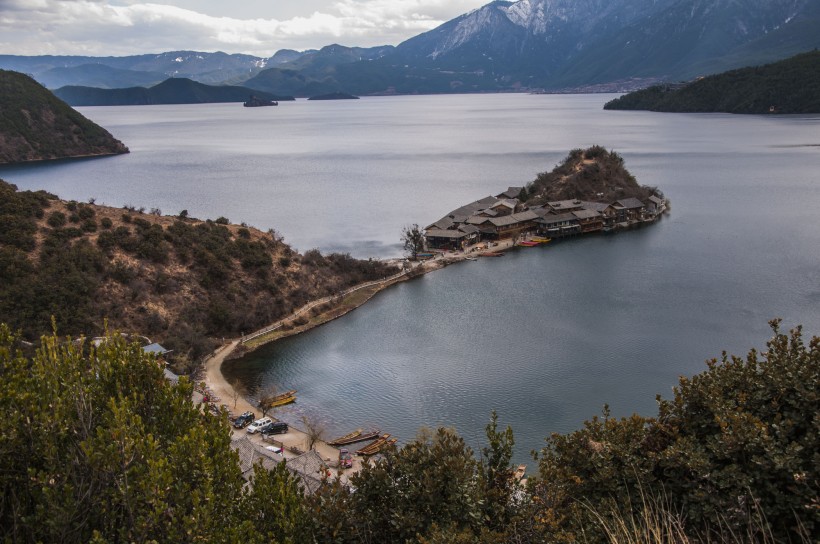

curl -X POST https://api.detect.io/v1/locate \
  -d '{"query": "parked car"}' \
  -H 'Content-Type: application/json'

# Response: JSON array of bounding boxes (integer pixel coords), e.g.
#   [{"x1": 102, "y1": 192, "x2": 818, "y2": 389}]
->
[
  {"x1": 246, "y1": 417, "x2": 273, "y2": 434},
  {"x1": 261, "y1": 421, "x2": 289, "y2": 436},
  {"x1": 339, "y1": 448, "x2": 353, "y2": 469},
  {"x1": 233, "y1": 411, "x2": 254, "y2": 429}
]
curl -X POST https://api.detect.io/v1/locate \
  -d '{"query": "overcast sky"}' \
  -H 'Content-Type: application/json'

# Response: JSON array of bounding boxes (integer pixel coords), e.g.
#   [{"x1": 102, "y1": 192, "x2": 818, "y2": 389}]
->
[{"x1": 0, "y1": 0, "x2": 489, "y2": 57}]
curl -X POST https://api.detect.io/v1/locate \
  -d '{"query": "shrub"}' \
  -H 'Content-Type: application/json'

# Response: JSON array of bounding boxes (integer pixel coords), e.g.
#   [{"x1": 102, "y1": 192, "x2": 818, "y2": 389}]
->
[
  {"x1": 47, "y1": 211, "x2": 66, "y2": 228},
  {"x1": 77, "y1": 206, "x2": 95, "y2": 220},
  {"x1": 100, "y1": 217, "x2": 112, "y2": 229},
  {"x1": 215, "y1": 216, "x2": 230, "y2": 225},
  {"x1": 81, "y1": 219, "x2": 97, "y2": 233}
]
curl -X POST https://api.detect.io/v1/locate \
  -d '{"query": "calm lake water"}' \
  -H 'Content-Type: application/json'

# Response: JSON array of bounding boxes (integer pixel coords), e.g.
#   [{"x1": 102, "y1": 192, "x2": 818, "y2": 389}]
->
[{"x1": 3, "y1": 95, "x2": 820, "y2": 463}]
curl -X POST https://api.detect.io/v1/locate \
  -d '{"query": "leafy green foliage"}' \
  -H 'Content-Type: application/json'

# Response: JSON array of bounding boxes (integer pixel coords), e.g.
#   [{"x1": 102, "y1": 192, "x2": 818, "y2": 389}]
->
[
  {"x1": 402, "y1": 223, "x2": 425, "y2": 259},
  {"x1": 0, "y1": 321, "x2": 816, "y2": 542},
  {"x1": 532, "y1": 320, "x2": 819, "y2": 542},
  {"x1": 604, "y1": 50, "x2": 820, "y2": 114},
  {"x1": 0, "y1": 326, "x2": 248, "y2": 543}
]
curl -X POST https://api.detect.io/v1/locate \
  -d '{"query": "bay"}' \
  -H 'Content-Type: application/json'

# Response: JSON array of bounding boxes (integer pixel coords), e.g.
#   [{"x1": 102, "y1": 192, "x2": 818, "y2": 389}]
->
[{"x1": 3, "y1": 94, "x2": 820, "y2": 463}]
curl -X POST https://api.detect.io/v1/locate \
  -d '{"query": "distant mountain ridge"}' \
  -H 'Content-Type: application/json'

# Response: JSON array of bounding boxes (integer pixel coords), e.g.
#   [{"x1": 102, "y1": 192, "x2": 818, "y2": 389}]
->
[
  {"x1": 53, "y1": 78, "x2": 291, "y2": 107},
  {"x1": 0, "y1": 70, "x2": 128, "y2": 164},
  {"x1": 1, "y1": 0, "x2": 819, "y2": 95}
]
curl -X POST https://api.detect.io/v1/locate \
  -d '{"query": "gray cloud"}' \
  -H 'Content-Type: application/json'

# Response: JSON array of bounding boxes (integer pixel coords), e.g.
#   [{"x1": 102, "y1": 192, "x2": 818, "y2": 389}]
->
[{"x1": 0, "y1": 0, "x2": 486, "y2": 56}]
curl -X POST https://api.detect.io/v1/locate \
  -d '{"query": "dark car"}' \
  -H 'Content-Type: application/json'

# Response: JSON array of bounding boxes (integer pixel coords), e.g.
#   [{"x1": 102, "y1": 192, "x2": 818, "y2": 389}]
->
[
  {"x1": 233, "y1": 411, "x2": 255, "y2": 429},
  {"x1": 260, "y1": 421, "x2": 289, "y2": 436}
]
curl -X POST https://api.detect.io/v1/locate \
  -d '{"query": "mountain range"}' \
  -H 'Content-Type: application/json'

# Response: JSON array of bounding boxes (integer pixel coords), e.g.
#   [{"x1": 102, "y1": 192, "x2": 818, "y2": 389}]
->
[
  {"x1": 53, "y1": 78, "x2": 290, "y2": 107},
  {"x1": 1, "y1": 0, "x2": 818, "y2": 97}
]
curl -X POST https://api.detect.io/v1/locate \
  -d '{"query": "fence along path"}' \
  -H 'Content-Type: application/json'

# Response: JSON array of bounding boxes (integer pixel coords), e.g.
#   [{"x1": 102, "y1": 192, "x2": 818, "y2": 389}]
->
[{"x1": 240, "y1": 268, "x2": 409, "y2": 345}]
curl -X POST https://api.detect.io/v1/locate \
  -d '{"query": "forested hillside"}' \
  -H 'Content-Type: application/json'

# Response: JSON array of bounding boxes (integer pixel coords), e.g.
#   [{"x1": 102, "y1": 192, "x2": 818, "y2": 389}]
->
[
  {"x1": 604, "y1": 50, "x2": 820, "y2": 114},
  {"x1": 520, "y1": 146, "x2": 659, "y2": 205},
  {"x1": 1, "y1": 321, "x2": 815, "y2": 542},
  {"x1": 0, "y1": 180, "x2": 398, "y2": 368},
  {"x1": 0, "y1": 69, "x2": 128, "y2": 163}
]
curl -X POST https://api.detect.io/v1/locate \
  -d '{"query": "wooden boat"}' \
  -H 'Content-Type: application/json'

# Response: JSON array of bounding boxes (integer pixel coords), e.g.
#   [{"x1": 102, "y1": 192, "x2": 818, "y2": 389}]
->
[
  {"x1": 358, "y1": 436, "x2": 395, "y2": 456},
  {"x1": 513, "y1": 464, "x2": 527, "y2": 481},
  {"x1": 356, "y1": 433, "x2": 391, "y2": 456},
  {"x1": 265, "y1": 389, "x2": 297, "y2": 408},
  {"x1": 268, "y1": 394, "x2": 296, "y2": 407},
  {"x1": 517, "y1": 240, "x2": 539, "y2": 247},
  {"x1": 328, "y1": 428, "x2": 362, "y2": 445},
  {"x1": 479, "y1": 251, "x2": 505, "y2": 257},
  {"x1": 329, "y1": 429, "x2": 381, "y2": 446},
  {"x1": 270, "y1": 389, "x2": 297, "y2": 402},
  {"x1": 465, "y1": 256, "x2": 478, "y2": 261},
  {"x1": 531, "y1": 237, "x2": 552, "y2": 243}
]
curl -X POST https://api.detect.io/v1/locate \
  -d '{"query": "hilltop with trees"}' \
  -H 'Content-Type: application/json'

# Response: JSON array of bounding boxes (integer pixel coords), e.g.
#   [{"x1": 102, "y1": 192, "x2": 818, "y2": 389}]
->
[
  {"x1": 0, "y1": 180, "x2": 398, "y2": 371},
  {"x1": 1, "y1": 320, "x2": 816, "y2": 542},
  {"x1": 0, "y1": 69, "x2": 128, "y2": 164},
  {"x1": 520, "y1": 146, "x2": 660, "y2": 206},
  {"x1": 604, "y1": 50, "x2": 820, "y2": 114}
]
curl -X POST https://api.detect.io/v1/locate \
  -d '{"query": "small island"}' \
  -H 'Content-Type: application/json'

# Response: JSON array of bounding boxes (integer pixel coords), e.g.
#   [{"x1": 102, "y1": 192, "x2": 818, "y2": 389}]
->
[
  {"x1": 243, "y1": 94, "x2": 278, "y2": 107},
  {"x1": 308, "y1": 92, "x2": 360, "y2": 100},
  {"x1": 603, "y1": 50, "x2": 820, "y2": 114}
]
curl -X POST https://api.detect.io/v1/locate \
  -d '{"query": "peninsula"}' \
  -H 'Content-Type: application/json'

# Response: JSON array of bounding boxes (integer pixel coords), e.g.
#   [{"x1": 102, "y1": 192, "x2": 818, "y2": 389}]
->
[
  {"x1": 0, "y1": 69, "x2": 128, "y2": 163},
  {"x1": 423, "y1": 146, "x2": 666, "y2": 251}
]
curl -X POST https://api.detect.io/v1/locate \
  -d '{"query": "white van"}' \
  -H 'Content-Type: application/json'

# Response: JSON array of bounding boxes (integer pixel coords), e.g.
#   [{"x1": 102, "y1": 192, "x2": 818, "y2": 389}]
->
[{"x1": 246, "y1": 417, "x2": 273, "y2": 434}]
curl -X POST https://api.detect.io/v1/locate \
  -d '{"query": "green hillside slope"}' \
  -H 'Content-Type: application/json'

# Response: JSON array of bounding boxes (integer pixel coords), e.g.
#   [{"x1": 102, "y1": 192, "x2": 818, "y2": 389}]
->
[
  {"x1": 604, "y1": 50, "x2": 820, "y2": 114},
  {"x1": 0, "y1": 69, "x2": 128, "y2": 163}
]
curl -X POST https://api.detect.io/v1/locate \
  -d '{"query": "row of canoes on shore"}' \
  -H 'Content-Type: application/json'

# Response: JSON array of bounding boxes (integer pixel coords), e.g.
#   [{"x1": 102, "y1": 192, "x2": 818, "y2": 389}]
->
[{"x1": 328, "y1": 428, "x2": 397, "y2": 456}]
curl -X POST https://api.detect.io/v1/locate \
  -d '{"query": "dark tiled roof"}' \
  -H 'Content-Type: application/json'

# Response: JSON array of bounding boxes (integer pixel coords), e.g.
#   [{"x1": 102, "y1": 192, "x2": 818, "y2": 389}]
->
[
  {"x1": 425, "y1": 229, "x2": 467, "y2": 239},
  {"x1": 491, "y1": 198, "x2": 519, "y2": 210},
  {"x1": 537, "y1": 212, "x2": 578, "y2": 225},
  {"x1": 497, "y1": 187, "x2": 523, "y2": 199},
  {"x1": 582, "y1": 201, "x2": 610, "y2": 213},
  {"x1": 466, "y1": 215, "x2": 493, "y2": 225},
  {"x1": 232, "y1": 436, "x2": 281, "y2": 477},
  {"x1": 425, "y1": 217, "x2": 454, "y2": 230},
  {"x1": 548, "y1": 199, "x2": 583, "y2": 210},
  {"x1": 490, "y1": 210, "x2": 539, "y2": 227},
  {"x1": 573, "y1": 209, "x2": 601, "y2": 220},
  {"x1": 616, "y1": 198, "x2": 645, "y2": 209},
  {"x1": 648, "y1": 195, "x2": 663, "y2": 205},
  {"x1": 286, "y1": 450, "x2": 326, "y2": 495}
]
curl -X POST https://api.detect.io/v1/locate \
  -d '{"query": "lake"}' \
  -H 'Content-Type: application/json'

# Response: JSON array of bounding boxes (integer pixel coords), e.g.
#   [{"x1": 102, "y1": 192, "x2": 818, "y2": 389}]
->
[{"x1": 3, "y1": 94, "x2": 819, "y2": 463}]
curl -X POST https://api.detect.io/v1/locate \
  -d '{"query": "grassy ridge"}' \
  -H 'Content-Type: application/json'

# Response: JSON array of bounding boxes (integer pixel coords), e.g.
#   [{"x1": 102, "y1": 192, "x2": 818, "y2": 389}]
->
[{"x1": 0, "y1": 180, "x2": 398, "y2": 370}]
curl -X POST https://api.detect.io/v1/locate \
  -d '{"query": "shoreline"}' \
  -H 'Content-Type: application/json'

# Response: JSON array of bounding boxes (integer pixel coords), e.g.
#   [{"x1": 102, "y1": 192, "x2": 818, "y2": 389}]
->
[
  {"x1": 200, "y1": 243, "x2": 505, "y2": 473},
  {"x1": 200, "y1": 222, "x2": 660, "y2": 470}
]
